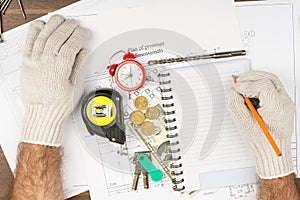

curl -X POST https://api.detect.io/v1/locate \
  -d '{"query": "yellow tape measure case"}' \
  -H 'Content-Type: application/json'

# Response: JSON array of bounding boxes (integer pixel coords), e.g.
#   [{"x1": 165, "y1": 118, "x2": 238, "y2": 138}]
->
[{"x1": 81, "y1": 89, "x2": 126, "y2": 144}]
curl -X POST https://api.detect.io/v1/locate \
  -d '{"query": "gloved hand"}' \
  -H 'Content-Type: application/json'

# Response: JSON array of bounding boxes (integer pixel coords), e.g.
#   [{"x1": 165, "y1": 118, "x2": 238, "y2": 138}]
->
[
  {"x1": 20, "y1": 15, "x2": 89, "y2": 146},
  {"x1": 227, "y1": 71, "x2": 295, "y2": 179}
]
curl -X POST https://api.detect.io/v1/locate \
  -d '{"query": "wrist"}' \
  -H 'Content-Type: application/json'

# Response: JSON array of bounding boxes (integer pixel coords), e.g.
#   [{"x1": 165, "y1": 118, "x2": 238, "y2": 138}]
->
[
  {"x1": 249, "y1": 138, "x2": 295, "y2": 179},
  {"x1": 21, "y1": 104, "x2": 71, "y2": 147}
]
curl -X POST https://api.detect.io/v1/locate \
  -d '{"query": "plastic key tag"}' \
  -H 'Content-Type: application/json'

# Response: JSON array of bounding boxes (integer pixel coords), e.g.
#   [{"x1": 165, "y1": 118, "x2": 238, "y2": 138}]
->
[{"x1": 137, "y1": 153, "x2": 163, "y2": 182}]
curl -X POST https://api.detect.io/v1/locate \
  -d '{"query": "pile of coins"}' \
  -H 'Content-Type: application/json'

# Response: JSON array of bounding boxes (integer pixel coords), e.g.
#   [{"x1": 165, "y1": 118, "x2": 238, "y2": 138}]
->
[{"x1": 130, "y1": 96, "x2": 160, "y2": 136}]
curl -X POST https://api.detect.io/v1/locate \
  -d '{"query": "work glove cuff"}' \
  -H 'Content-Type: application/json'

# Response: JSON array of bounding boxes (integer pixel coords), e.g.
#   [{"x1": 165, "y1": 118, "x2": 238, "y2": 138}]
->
[
  {"x1": 249, "y1": 138, "x2": 295, "y2": 179},
  {"x1": 21, "y1": 103, "x2": 71, "y2": 147}
]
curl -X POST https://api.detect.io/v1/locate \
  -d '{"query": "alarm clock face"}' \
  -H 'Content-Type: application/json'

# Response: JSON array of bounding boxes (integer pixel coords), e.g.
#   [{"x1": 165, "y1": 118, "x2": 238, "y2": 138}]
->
[{"x1": 115, "y1": 60, "x2": 146, "y2": 92}]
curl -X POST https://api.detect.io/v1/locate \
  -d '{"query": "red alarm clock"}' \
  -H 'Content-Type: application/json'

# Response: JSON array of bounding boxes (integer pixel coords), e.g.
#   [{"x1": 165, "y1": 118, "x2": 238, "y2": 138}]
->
[{"x1": 109, "y1": 53, "x2": 146, "y2": 92}]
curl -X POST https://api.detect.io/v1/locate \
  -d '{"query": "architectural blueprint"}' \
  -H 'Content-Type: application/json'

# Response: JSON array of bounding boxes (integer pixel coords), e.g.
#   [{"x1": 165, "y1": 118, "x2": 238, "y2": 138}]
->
[
  {"x1": 0, "y1": 0, "x2": 299, "y2": 200},
  {"x1": 236, "y1": 1, "x2": 298, "y2": 172},
  {"x1": 82, "y1": 1, "x2": 299, "y2": 199}
]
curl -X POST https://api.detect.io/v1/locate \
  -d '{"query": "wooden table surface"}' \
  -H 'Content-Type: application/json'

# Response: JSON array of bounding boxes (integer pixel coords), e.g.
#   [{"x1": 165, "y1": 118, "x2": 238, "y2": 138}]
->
[{"x1": 1, "y1": 0, "x2": 299, "y2": 200}]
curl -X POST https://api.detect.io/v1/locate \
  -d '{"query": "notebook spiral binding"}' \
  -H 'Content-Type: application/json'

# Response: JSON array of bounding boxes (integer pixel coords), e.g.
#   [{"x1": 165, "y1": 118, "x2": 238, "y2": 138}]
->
[{"x1": 158, "y1": 71, "x2": 185, "y2": 192}]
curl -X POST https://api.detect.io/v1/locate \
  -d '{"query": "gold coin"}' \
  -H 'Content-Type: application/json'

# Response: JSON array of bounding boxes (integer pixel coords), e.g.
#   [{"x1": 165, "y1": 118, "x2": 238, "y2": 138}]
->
[
  {"x1": 145, "y1": 107, "x2": 160, "y2": 120},
  {"x1": 140, "y1": 121, "x2": 155, "y2": 136},
  {"x1": 130, "y1": 110, "x2": 145, "y2": 125},
  {"x1": 134, "y1": 96, "x2": 148, "y2": 110}
]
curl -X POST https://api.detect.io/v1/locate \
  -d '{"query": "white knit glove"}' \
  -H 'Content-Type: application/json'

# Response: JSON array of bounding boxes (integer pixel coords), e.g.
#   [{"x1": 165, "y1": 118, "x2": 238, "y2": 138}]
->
[
  {"x1": 227, "y1": 71, "x2": 295, "y2": 179},
  {"x1": 20, "y1": 15, "x2": 89, "y2": 147}
]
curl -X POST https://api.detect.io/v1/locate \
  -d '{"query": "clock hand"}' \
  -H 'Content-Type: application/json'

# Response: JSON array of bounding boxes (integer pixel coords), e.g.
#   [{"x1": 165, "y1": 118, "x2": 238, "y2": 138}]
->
[
  {"x1": 129, "y1": 66, "x2": 134, "y2": 84},
  {"x1": 130, "y1": 75, "x2": 133, "y2": 84}
]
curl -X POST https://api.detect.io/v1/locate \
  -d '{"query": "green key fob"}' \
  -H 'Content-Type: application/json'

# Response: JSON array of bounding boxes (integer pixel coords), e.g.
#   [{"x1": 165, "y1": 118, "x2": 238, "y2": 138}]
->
[{"x1": 137, "y1": 153, "x2": 163, "y2": 182}]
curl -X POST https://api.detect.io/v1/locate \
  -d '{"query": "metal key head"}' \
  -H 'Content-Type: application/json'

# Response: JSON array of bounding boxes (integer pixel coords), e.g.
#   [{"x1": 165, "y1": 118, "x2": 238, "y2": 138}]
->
[
  {"x1": 146, "y1": 152, "x2": 151, "y2": 161},
  {"x1": 134, "y1": 158, "x2": 142, "y2": 175},
  {"x1": 139, "y1": 155, "x2": 149, "y2": 174},
  {"x1": 132, "y1": 153, "x2": 142, "y2": 191},
  {"x1": 137, "y1": 153, "x2": 150, "y2": 189},
  {"x1": 137, "y1": 152, "x2": 151, "y2": 173},
  {"x1": 133, "y1": 151, "x2": 151, "y2": 174},
  {"x1": 141, "y1": 165, "x2": 147, "y2": 174}
]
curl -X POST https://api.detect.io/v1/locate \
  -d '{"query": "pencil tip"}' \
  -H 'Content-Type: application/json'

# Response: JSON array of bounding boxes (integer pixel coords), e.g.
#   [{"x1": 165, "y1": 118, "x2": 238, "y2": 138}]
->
[{"x1": 232, "y1": 75, "x2": 238, "y2": 79}]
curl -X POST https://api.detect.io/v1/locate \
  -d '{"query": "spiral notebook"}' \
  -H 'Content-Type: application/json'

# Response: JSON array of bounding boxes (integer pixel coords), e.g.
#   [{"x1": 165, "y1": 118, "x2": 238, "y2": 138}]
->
[{"x1": 157, "y1": 58, "x2": 257, "y2": 192}]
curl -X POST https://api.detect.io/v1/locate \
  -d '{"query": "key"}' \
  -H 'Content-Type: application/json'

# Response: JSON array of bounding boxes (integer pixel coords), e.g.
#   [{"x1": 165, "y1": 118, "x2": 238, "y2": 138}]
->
[
  {"x1": 132, "y1": 159, "x2": 142, "y2": 190},
  {"x1": 142, "y1": 164, "x2": 149, "y2": 189},
  {"x1": 139, "y1": 153, "x2": 151, "y2": 189},
  {"x1": 137, "y1": 152, "x2": 163, "y2": 182}
]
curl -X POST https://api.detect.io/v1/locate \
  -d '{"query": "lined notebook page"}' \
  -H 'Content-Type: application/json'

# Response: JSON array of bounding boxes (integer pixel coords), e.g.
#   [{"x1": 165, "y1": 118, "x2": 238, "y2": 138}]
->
[{"x1": 163, "y1": 59, "x2": 256, "y2": 191}]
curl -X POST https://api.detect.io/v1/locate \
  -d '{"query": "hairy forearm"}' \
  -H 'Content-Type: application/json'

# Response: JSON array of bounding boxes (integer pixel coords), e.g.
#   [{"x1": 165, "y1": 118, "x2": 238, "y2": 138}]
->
[
  {"x1": 258, "y1": 173, "x2": 300, "y2": 200},
  {"x1": 11, "y1": 143, "x2": 64, "y2": 200}
]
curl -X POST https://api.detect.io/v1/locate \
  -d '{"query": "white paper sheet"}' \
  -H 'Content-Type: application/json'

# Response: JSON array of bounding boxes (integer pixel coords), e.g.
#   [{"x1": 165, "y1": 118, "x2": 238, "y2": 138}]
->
[
  {"x1": 0, "y1": 0, "x2": 153, "y2": 197},
  {"x1": 80, "y1": 1, "x2": 299, "y2": 199},
  {"x1": 0, "y1": 0, "x2": 169, "y2": 198},
  {"x1": 0, "y1": 0, "x2": 242, "y2": 180},
  {"x1": 2, "y1": 0, "x2": 299, "y2": 199},
  {"x1": 175, "y1": 0, "x2": 299, "y2": 197},
  {"x1": 236, "y1": 0, "x2": 298, "y2": 174},
  {"x1": 291, "y1": 0, "x2": 300, "y2": 177},
  {"x1": 197, "y1": 1, "x2": 299, "y2": 199},
  {"x1": 162, "y1": 60, "x2": 255, "y2": 192},
  {"x1": 68, "y1": 0, "x2": 246, "y2": 199},
  {"x1": 80, "y1": 0, "x2": 299, "y2": 199}
]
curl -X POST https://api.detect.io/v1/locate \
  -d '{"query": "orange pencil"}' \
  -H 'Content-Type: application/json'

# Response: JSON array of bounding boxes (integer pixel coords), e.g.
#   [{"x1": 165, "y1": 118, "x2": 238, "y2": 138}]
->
[{"x1": 233, "y1": 76, "x2": 282, "y2": 156}]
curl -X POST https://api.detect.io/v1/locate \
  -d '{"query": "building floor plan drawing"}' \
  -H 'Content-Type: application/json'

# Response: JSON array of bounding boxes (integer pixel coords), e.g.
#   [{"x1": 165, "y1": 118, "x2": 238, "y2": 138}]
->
[
  {"x1": 82, "y1": 1, "x2": 299, "y2": 199},
  {"x1": 0, "y1": 0, "x2": 299, "y2": 200},
  {"x1": 236, "y1": 1, "x2": 298, "y2": 174}
]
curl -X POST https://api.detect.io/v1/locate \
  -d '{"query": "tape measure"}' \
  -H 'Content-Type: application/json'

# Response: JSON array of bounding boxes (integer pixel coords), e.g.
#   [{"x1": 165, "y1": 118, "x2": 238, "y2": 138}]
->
[{"x1": 81, "y1": 88, "x2": 126, "y2": 144}]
